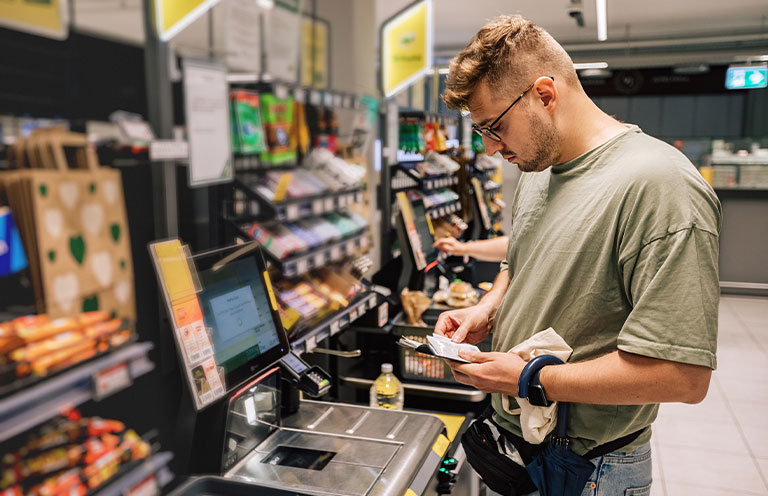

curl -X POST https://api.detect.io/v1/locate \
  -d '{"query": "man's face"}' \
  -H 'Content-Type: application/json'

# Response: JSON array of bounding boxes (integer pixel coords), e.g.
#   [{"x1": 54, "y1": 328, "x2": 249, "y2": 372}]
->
[{"x1": 467, "y1": 79, "x2": 560, "y2": 172}]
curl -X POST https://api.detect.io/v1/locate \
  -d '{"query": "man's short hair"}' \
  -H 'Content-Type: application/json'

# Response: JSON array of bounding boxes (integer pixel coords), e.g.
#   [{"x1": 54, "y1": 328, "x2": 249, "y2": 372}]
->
[{"x1": 442, "y1": 15, "x2": 580, "y2": 110}]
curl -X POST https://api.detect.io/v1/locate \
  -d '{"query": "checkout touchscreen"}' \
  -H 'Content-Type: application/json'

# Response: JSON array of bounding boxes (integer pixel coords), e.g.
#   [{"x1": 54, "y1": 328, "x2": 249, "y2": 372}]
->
[{"x1": 194, "y1": 246, "x2": 289, "y2": 392}]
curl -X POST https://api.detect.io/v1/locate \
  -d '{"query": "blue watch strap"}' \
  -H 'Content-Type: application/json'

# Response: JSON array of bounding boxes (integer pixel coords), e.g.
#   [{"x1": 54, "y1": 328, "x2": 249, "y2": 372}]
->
[{"x1": 517, "y1": 354, "x2": 564, "y2": 399}]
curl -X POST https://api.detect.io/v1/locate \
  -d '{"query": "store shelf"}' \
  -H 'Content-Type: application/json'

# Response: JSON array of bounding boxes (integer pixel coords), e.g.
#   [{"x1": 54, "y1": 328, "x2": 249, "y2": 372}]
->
[
  {"x1": 94, "y1": 451, "x2": 174, "y2": 496},
  {"x1": 292, "y1": 291, "x2": 381, "y2": 355},
  {"x1": 392, "y1": 165, "x2": 458, "y2": 193},
  {"x1": 426, "y1": 200, "x2": 461, "y2": 219},
  {"x1": 233, "y1": 179, "x2": 365, "y2": 222},
  {"x1": 0, "y1": 342, "x2": 154, "y2": 443},
  {"x1": 226, "y1": 76, "x2": 362, "y2": 110}
]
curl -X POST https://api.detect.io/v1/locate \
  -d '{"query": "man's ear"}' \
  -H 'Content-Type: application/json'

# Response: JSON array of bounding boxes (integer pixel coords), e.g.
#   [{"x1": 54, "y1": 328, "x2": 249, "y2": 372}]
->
[{"x1": 535, "y1": 77, "x2": 557, "y2": 112}]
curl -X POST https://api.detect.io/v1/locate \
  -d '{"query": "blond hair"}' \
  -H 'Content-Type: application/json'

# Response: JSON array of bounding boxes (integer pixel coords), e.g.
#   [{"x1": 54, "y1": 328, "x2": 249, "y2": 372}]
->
[{"x1": 443, "y1": 15, "x2": 579, "y2": 110}]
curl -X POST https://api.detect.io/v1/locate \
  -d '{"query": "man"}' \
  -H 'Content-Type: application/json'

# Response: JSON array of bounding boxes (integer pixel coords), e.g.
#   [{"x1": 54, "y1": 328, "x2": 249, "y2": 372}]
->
[{"x1": 436, "y1": 15, "x2": 720, "y2": 495}]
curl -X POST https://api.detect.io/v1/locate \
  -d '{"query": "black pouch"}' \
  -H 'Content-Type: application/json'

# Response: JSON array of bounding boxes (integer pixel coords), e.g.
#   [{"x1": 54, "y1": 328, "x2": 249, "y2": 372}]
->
[{"x1": 460, "y1": 415, "x2": 538, "y2": 496}]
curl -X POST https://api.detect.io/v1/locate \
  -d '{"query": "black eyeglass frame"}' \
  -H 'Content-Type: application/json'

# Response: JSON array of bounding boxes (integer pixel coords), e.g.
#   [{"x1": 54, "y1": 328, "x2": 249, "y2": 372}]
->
[{"x1": 470, "y1": 76, "x2": 554, "y2": 143}]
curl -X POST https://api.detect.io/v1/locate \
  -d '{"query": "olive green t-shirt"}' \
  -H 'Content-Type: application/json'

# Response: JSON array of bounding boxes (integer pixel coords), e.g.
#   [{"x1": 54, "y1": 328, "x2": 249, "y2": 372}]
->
[{"x1": 492, "y1": 125, "x2": 721, "y2": 455}]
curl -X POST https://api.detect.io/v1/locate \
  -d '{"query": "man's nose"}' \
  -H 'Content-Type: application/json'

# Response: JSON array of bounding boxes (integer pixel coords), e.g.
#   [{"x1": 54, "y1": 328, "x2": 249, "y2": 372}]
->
[{"x1": 482, "y1": 135, "x2": 504, "y2": 156}]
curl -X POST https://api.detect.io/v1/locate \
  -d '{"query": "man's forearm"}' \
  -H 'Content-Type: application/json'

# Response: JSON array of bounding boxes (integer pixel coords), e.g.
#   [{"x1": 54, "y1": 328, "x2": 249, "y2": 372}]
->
[{"x1": 538, "y1": 350, "x2": 712, "y2": 405}]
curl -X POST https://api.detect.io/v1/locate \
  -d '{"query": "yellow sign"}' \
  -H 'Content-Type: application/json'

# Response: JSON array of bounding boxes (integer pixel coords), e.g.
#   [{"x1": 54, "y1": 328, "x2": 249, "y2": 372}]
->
[
  {"x1": 381, "y1": 0, "x2": 432, "y2": 98},
  {"x1": 155, "y1": 0, "x2": 220, "y2": 41},
  {"x1": 151, "y1": 239, "x2": 197, "y2": 303},
  {"x1": 301, "y1": 17, "x2": 329, "y2": 88},
  {"x1": 0, "y1": 0, "x2": 68, "y2": 39}
]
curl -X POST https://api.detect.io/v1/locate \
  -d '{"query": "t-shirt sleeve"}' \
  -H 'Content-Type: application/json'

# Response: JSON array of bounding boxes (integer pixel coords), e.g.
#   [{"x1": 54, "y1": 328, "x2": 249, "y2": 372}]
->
[{"x1": 617, "y1": 227, "x2": 719, "y2": 369}]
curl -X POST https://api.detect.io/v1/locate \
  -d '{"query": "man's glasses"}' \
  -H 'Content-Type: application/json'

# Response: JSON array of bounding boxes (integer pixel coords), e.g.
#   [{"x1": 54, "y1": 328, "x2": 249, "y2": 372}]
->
[{"x1": 469, "y1": 77, "x2": 553, "y2": 143}]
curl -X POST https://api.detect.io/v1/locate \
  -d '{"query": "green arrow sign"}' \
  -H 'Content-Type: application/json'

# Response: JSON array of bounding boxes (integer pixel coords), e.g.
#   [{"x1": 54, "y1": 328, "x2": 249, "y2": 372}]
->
[{"x1": 725, "y1": 65, "x2": 768, "y2": 90}]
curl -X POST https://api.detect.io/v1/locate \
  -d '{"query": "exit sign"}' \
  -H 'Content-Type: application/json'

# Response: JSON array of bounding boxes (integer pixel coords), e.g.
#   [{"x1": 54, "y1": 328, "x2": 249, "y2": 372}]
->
[{"x1": 725, "y1": 65, "x2": 768, "y2": 90}]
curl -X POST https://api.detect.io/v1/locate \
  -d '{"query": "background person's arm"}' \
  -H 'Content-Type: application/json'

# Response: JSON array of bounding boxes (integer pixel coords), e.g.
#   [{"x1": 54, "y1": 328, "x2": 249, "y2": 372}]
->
[{"x1": 433, "y1": 236, "x2": 509, "y2": 262}]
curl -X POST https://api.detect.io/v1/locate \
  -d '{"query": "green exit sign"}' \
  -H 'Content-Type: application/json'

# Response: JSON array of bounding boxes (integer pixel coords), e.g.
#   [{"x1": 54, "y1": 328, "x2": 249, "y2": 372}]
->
[{"x1": 725, "y1": 65, "x2": 768, "y2": 90}]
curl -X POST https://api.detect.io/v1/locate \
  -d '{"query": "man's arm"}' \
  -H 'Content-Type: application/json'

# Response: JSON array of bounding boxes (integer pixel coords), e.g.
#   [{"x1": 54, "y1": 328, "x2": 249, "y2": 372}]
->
[
  {"x1": 450, "y1": 348, "x2": 712, "y2": 405},
  {"x1": 540, "y1": 350, "x2": 711, "y2": 404}
]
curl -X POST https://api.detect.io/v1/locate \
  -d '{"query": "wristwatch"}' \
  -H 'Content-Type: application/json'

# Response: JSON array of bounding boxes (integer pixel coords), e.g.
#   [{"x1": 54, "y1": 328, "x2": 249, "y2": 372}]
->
[
  {"x1": 517, "y1": 355, "x2": 564, "y2": 407},
  {"x1": 527, "y1": 367, "x2": 552, "y2": 407}
]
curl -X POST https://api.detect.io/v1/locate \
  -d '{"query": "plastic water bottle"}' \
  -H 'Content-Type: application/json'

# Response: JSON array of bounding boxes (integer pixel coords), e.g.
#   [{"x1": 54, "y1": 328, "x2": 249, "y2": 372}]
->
[{"x1": 370, "y1": 363, "x2": 404, "y2": 410}]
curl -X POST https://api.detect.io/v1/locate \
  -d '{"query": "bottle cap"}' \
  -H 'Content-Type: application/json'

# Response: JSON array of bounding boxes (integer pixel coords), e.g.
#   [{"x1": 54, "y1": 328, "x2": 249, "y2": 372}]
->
[{"x1": 381, "y1": 363, "x2": 393, "y2": 373}]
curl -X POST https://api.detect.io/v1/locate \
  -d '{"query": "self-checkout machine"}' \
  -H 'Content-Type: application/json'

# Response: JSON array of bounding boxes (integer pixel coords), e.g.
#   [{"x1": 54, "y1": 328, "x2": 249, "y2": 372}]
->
[{"x1": 149, "y1": 239, "x2": 460, "y2": 495}]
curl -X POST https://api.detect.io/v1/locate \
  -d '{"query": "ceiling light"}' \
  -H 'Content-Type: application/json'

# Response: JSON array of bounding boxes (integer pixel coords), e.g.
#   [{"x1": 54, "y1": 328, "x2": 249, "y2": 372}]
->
[
  {"x1": 579, "y1": 68, "x2": 612, "y2": 78},
  {"x1": 673, "y1": 64, "x2": 710, "y2": 75},
  {"x1": 595, "y1": 0, "x2": 607, "y2": 41},
  {"x1": 574, "y1": 62, "x2": 608, "y2": 70},
  {"x1": 438, "y1": 68, "x2": 450, "y2": 75}
]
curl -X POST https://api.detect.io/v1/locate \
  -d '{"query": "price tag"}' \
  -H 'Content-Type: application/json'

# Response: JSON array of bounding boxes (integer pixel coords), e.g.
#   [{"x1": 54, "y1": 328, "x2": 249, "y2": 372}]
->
[
  {"x1": 333, "y1": 94, "x2": 342, "y2": 107},
  {"x1": 338, "y1": 195, "x2": 347, "y2": 208},
  {"x1": 324, "y1": 197, "x2": 334, "y2": 211},
  {"x1": 368, "y1": 294, "x2": 377, "y2": 310},
  {"x1": 286, "y1": 204, "x2": 300, "y2": 220},
  {"x1": 305, "y1": 335, "x2": 317, "y2": 353},
  {"x1": 330, "y1": 245, "x2": 342, "y2": 260},
  {"x1": 313, "y1": 251, "x2": 326, "y2": 266},
  {"x1": 345, "y1": 239, "x2": 355, "y2": 254},
  {"x1": 293, "y1": 87, "x2": 306, "y2": 103},
  {"x1": 343, "y1": 95, "x2": 352, "y2": 108},
  {"x1": 355, "y1": 192, "x2": 364, "y2": 204},
  {"x1": 426, "y1": 180, "x2": 433, "y2": 189},
  {"x1": 284, "y1": 263, "x2": 297, "y2": 277},
  {"x1": 312, "y1": 199, "x2": 324, "y2": 215},
  {"x1": 126, "y1": 474, "x2": 160, "y2": 496},
  {"x1": 360, "y1": 236, "x2": 370, "y2": 250},
  {"x1": 329, "y1": 319, "x2": 340, "y2": 336},
  {"x1": 150, "y1": 140, "x2": 189, "y2": 161},
  {"x1": 349, "y1": 307, "x2": 358, "y2": 320},
  {"x1": 378, "y1": 302, "x2": 389, "y2": 327},
  {"x1": 310, "y1": 90, "x2": 322, "y2": 106},
  {"x1": 275, "y1": 84, "x2": 289, "y2": 99},
  {"x1": 324, "y1": 92, "x2": 334, "y2": 107},
  {"x1": 439, "y1": 207, "x2": 445, "y2": 217},
  {"x1": 297, "y1": 257, "x2": 309, "y2": 274},
  {"x1": 346, "y1": 193, "x2": 355, "y2": 205},
  {"x1": 94, "y1": 362, "x2": 132, "y2": 400}
]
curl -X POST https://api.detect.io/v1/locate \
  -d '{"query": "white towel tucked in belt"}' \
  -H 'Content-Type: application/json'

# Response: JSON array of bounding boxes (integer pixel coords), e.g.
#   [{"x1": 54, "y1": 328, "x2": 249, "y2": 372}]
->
[{"x1": 501, "y1": 327, "x2": 572, "y2": 444}]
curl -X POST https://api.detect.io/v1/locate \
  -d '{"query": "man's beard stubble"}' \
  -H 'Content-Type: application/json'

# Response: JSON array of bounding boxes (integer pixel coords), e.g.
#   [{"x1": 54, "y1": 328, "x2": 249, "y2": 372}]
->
[{"x1": 503, "y1": 112, "x2": 560, "y2": 173}]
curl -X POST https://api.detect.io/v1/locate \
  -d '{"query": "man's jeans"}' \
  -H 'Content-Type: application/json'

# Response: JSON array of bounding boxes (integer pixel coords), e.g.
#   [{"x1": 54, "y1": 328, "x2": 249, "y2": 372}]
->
[{"x1": 485, "y1": 442, "x2": 653, "y2": 496}]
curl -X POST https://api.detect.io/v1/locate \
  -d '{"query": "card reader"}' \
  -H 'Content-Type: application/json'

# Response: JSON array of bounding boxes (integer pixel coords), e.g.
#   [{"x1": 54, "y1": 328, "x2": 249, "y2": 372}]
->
[{"x1": 280, "y1": 352, "x2": 331, "y2": 398}]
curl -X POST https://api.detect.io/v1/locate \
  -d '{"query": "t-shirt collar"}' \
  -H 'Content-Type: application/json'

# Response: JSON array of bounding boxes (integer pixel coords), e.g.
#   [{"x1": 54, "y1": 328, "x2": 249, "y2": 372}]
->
[{"x1": 550, "y1": 125, "x2": 641, "y2": 174}]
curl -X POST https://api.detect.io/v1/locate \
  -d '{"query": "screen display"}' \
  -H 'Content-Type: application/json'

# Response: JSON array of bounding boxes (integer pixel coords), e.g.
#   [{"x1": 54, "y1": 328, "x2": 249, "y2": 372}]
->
[
  {"x1": 262, "y1": 446, "x2": 336, "y2": 471},
  {"x1": 282, "y1": 352, "x2": 308, "y2": 374},
  {"x1": 198, "y1": 256, "x2": 281, "y2": 374},
  {"x1": 411, "y1": 201, "x2": 436, "y2": 262}
]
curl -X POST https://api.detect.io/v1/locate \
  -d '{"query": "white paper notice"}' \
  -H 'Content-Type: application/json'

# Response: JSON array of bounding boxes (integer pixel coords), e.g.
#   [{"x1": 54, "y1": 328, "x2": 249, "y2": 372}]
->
[
  {"x1": 264, "y1": 4, "x2": 300, "y2": 84},
  {"x1": 183, "y1": 60, "x2": 233, "y2": 187},
  {"x1": 222, "y1": 0, "x2": 261, "y2": 74}
]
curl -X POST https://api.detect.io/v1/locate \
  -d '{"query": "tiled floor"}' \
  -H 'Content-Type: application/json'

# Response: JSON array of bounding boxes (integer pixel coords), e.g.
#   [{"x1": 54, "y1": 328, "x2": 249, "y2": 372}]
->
[{"x1": 651, "y1": 295, "x2": 768, "y2": 495}]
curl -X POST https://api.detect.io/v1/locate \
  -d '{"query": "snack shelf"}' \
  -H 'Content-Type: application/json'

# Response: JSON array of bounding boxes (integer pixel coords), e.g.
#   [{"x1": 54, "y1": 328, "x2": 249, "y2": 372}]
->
[
  {"x1": 232, "y1": 179, "x2": 365, "y2": 222},
  {"x1": 392, "y1": 164, "x2": 458, "y2": 193},
  {"x1": 94, "y1": 451, "x2": 174, "y2": 496},
  {"x1": 427, "y1": 200, "x2": 461, "y2": 219},
  {"x1": 0, "y1": 342, "x2": 154, "y2": 443},
  {"x1": 229, "y1": 222, "x2": 371, "y2": 278},
  {"x1": 227, "y1": 76, "x2": 363, "y2": 110},
  {"x1": 291, "y1": 291, "x2": 381, "y2": 356}
]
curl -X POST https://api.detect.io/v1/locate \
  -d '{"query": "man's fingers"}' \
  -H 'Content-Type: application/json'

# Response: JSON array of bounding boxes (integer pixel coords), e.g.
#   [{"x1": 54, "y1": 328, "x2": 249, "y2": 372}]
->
[{"x1": 450, "y1": 322, "x2": 469, "y2": 343}]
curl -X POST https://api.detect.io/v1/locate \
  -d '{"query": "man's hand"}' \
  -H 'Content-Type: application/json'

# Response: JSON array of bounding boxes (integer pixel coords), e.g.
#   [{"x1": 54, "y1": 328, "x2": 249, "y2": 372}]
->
[
  {"x1": 433, "y1": 237, "x2": 465, "y2": 256},
  {"x1": 446, "y1": 350, "x2": 527, "y2": 395},
  {"x1": 434, "y1": 303, "x2": 494, "y2": 344}
]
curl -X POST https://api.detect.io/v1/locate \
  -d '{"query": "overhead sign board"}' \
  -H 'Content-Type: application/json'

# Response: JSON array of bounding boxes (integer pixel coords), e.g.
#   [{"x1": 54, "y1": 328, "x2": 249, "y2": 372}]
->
[
  {"x1": 725, "y1": 65, "x2": 768, "y2": 90},
  {"x1": 381, "y1": 0, "x2": 433, "y2": 98},
  {"x1": 0, "y1": 0, "x2": 68, "y2": 40},
  {"x1": 155, "y1": 0, "x2": 220, "y2": 42}
]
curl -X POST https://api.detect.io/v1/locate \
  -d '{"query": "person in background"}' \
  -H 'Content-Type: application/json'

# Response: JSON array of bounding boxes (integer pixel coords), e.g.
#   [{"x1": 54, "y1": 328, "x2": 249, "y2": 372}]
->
[
  {"x1": 435, "y1": 15, "x2": 721, "y2": 495},
  {"x1": 433, "y1": 236, "x2": 508, "y2": 262}
]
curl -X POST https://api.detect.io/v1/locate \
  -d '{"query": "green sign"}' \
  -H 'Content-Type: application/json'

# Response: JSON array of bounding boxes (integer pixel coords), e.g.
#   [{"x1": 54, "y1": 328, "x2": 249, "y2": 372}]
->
[{"x1": 725, "y1": 65, "x2": 767, "y2": 90}]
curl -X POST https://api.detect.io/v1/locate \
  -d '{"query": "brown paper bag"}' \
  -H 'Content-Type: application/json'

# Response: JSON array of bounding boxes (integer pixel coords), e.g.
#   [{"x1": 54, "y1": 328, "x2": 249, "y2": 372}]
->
[{"x1": 1, "y1": 129, "x2": 135, "y2": 321}]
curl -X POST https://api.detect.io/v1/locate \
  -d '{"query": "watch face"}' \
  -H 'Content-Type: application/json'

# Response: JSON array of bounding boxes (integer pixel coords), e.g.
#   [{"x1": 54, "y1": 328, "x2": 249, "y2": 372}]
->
[{"x1": 528, "y1": 385, "x2": 549, "y2": 407}]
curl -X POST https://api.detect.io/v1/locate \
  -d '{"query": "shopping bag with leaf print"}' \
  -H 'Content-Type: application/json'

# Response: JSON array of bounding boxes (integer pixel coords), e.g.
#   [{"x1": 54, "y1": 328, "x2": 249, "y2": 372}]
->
[{"x1": 1, "y1": 129, "x2": 136, "y2": 321}]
